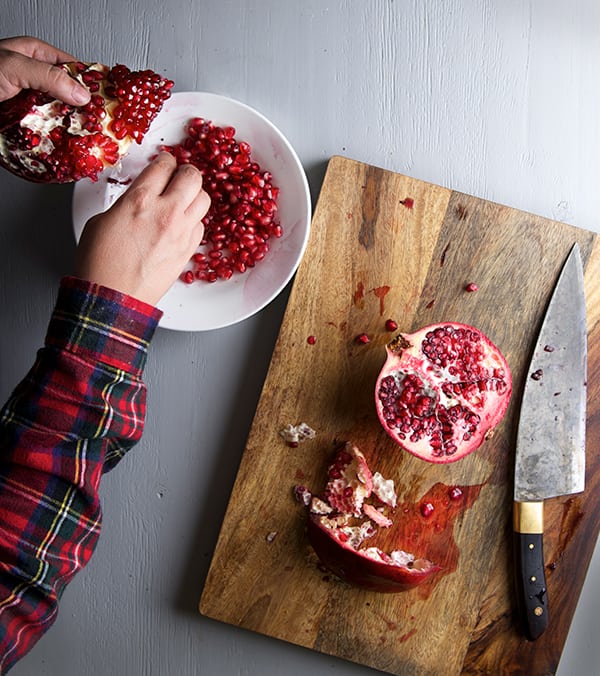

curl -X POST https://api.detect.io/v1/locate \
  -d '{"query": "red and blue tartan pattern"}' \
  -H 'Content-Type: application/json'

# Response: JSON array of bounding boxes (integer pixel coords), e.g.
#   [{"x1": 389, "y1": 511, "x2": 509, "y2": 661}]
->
[{"x1": 0, "y1": 277, "x2": 161, "y2": 671}]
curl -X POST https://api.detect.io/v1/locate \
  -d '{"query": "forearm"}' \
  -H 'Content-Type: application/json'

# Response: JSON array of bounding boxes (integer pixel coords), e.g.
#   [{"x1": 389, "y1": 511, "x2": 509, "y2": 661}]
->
[{"x1": 0, "y1": 276, "x2": 161, "y2": 671}]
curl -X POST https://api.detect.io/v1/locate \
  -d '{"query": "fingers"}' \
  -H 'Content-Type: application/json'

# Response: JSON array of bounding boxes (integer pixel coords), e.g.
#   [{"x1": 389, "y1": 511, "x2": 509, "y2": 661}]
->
[
  {"x1": 0, "y1": 44, "x2": 90, "y2": 105},
  {"x1": 164, "y1": 162, "x2": 204, "y2": 202},
  {"x1": 131, "y1": 151, "x2": 179, "y2": 195},
  {"x1": 0, "y1": 35, "x2": 76, "y2": 64},
  {"x1": 163, "y1": 162, "x2": 211, "y2": 231},
  {"x1": 22, "y1": 57, "x2": 90, "y2": 104},
  {"x1": 134, "y1": 153, "x2": 210, "y2": 217},
  {"x1": 185, "y1": 186, "x2": 211, "y2": 225}
]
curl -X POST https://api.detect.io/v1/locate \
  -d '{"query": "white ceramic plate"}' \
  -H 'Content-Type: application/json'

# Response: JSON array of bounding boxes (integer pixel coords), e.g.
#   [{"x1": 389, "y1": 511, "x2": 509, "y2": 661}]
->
[{"x1": 72, "y1": 92, "x2": 311, "y2": 331}]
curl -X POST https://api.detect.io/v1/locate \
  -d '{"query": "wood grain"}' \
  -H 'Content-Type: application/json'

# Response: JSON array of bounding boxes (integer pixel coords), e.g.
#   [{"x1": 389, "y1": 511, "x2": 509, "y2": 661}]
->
[{"x1": 200, "y1": 156, "x2": 599, "y2": 676}]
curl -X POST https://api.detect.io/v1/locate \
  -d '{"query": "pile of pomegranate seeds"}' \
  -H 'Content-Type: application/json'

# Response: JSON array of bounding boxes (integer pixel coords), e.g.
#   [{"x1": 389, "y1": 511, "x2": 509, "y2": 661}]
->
[{"x1": 161, "y1": 118, "x2": 282, "y2": 283}]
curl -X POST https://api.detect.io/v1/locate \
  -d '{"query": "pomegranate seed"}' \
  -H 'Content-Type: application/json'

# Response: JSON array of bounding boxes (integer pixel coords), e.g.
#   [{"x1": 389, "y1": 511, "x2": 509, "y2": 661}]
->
[
  {"x1": 385, "y1": 319, "x2": 398, "y2": 332},
  {"x1": 420, "y1": 502, "x2": 435, "y2": 518},
  {"x1": 355, "y1": 333, "x2": 370, "y2": 344},
  {"x1": 449, "y1": 487, "x2": 463, "y2": 500},
  {"x1": 307, "y1": 335, "x2": 317, "y2": 345},
  {"x1": 465, "y1": 282, "x2": 479, "y2": 292}
]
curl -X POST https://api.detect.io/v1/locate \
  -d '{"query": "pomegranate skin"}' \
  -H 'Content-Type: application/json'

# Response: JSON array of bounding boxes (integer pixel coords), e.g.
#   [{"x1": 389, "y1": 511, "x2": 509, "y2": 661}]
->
[
  {"x1": 307, "y1": 514, "x2": 440, "y2": 592},
  {"x1": 0, "y1": 62, "x2": 173, "y2": 183},
  {"x1": 375, "y1": 322, "x2": 512, "y2": 464},
  {"x1": 303, "y1": 442, "x2": 440, "y2": 592}
]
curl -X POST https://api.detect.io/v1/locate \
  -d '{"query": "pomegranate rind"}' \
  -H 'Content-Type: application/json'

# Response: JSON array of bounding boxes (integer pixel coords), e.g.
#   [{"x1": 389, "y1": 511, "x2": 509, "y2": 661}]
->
[
  {"x1": 0, "y1": 62, "x2": 172, "y2": 183},
  {"x1": 303, "y1": 442, "x2": 438, "y2": 592},
  {"x1": 375, "y1": 322, "x2": 512, "y2": 464},
  {"x1": 307, "y1": 514, "x2": 440, "y2": 592}
]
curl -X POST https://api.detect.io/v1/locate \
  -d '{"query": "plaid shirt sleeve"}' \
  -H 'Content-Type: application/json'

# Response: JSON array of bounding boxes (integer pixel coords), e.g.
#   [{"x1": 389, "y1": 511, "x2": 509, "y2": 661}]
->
[{"x1": 0, "y1": 276, "x2": 162, "y2": 672}]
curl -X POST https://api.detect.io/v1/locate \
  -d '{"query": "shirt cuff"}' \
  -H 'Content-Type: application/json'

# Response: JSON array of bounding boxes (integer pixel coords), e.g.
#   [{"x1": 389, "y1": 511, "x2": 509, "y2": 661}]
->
[{"x1": 44, "y1": 276, "x2": 163, "y2": 377}]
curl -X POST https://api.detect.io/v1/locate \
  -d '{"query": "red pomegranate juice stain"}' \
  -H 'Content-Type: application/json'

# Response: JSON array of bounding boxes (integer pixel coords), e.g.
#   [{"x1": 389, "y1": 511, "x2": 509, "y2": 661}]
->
[
  {"x1": 374, "y1": 482, "x2": 483, "y2": 599},
  {"x1": 353, "y1": 281, "x2": 365, "y2": 308},
  {"x1": 399, "y1": 628, "x2": 418, "y2": 642},
  {"x1": 372, "y1": 285, "x2": 391, "y2": 315}
]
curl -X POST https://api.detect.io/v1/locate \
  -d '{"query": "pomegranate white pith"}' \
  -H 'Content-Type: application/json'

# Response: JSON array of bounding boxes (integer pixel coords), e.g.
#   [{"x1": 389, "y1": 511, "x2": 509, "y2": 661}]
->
[
  {"x1": 300, "y1": 442, "x2": 440, "y2": 592},
  {"x1": 375, "y1": 322, "x2": 512, "y2": 463},
  {"x1": 279, "y1": 422, "x2": 316, "y2": 447},
  {"x1": 0, "y1": 62, "x2": 173, "y2": 183}
]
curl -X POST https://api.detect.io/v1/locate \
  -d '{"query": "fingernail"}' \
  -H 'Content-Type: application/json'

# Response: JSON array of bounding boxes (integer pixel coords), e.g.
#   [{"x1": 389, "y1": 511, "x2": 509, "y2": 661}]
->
[{"x1": 72, "y1": 85, "x2": 91, "y2": 105}]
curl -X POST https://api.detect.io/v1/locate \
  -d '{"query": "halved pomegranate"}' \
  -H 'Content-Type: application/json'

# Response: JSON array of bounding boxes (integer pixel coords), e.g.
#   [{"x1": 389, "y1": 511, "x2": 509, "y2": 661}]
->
[
  {"x1": 375, "y1": 322, "x2": 512, "y2": 463},
  {"x1": 302, "y1": 443, "x2": 441, "y2": 592},
  {"x1": 0, "y1": 62, "x2": 173, "y2": 183}
]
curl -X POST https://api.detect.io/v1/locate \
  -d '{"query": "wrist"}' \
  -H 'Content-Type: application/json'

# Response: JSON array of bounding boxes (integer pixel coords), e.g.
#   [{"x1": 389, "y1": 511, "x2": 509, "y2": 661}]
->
[{"x1": 45, "y1": 276, "x2": 163, "y2": 376}]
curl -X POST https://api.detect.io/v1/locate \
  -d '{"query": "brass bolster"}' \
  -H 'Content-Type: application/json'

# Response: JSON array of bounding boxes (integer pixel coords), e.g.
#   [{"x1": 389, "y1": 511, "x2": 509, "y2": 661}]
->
[{"x1": 513, "y1": 501, "x2": 544, "y2": 534}]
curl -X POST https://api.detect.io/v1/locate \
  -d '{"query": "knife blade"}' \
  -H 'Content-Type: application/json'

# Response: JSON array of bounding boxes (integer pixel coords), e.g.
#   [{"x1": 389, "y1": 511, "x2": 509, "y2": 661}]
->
[{"x1": 513, "y1": 242, "x2": 587, "y2": 641}]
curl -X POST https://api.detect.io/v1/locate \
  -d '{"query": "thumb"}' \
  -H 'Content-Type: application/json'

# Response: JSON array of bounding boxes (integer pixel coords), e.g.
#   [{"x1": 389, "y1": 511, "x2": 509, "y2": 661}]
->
[{"x1": 20, "y1": 57, "x2": 90, "y2": 105}]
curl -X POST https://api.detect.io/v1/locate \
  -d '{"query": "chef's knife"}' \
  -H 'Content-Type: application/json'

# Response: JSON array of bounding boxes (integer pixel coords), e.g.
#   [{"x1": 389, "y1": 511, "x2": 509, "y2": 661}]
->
[{"x1": 513, "y1": 242, "x2": 587, "y2": 641}]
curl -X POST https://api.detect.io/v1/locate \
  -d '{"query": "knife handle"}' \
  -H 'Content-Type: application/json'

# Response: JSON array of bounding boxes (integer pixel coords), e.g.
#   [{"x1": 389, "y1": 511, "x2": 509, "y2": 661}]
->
[{"x1": 513, "y1": 501, "x2": 549, "y2": 641}]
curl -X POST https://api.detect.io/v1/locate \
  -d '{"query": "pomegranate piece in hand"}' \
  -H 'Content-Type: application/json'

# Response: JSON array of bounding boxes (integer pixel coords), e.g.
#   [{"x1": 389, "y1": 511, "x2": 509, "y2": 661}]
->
[
  {"x1": 375, "y1": 322, "x2": 512, "y2": 463},
  {"x1": 0, "y1": 62, "x2": 173, "y2": 183},
  {"x1": 305, "y1": 442, "x2": 440, "y2": 592}
]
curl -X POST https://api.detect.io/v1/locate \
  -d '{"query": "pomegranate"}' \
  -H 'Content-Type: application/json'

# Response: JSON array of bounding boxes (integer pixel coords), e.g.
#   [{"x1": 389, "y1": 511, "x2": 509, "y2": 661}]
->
[
  {"x1": 161, "y1": 118, "x2": 281, "y2": 283},
  {"x1": 0, "y1": 62, "x2": 173, "y2": 183},
  {"x1": 375, "y1": 322, "x2": 512, "y2": 463},
  {"x1": 302, "y1": 443, "x2": 441, "y2": 592}
]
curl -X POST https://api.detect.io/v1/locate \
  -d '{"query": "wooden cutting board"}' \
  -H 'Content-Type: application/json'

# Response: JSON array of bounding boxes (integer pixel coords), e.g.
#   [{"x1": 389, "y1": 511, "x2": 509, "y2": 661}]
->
[{"x1": 200, "y1": 156, "x2": 600, "y2": 675}]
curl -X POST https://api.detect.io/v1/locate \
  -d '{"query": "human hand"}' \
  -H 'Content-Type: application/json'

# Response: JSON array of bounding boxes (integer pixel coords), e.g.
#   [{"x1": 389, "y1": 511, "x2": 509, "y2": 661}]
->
[
  {"x1": 75, "y1": 152, "x2": 210, "y2": 306},
  {"x1": 0, "y1": 35, "x2": 90, "y2": 104}
]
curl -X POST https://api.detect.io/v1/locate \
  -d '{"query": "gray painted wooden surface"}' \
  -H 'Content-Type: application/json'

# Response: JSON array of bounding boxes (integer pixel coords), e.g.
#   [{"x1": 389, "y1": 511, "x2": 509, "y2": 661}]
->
[{"x1": 1, "y1": 1, "x2": 598, "y2": 674}]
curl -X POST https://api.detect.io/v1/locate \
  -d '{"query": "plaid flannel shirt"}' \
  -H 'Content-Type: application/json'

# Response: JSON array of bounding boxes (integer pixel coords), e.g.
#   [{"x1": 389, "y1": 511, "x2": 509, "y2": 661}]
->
[{"x1": 0, "y1": 276, "x2": 161, "y2": 672}]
